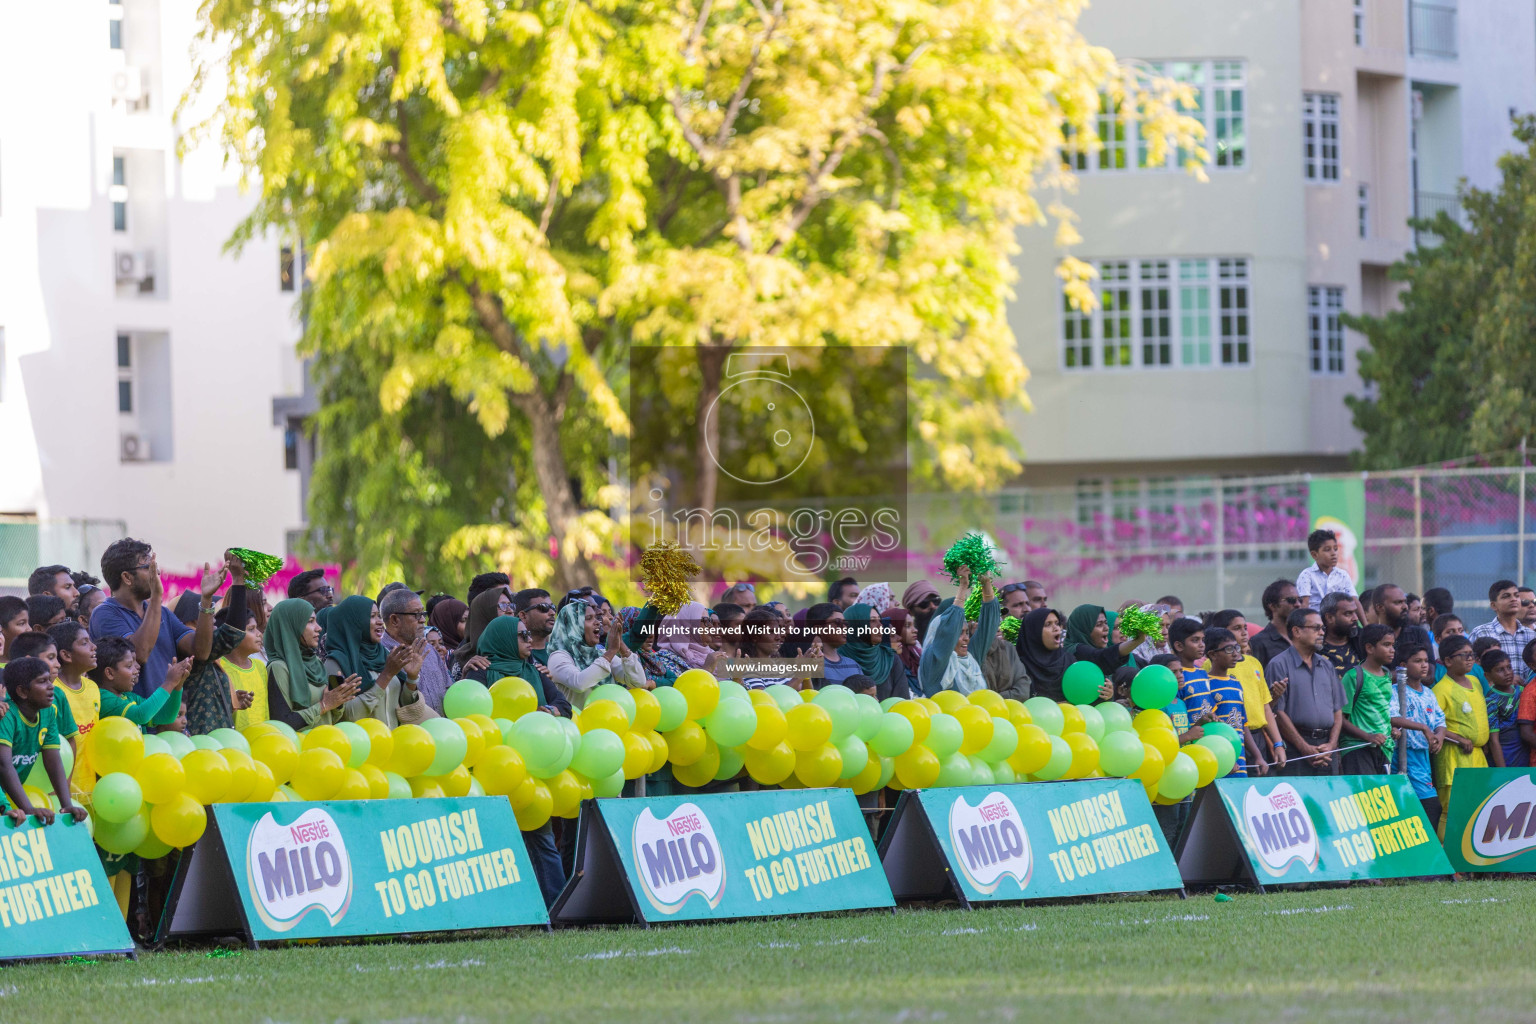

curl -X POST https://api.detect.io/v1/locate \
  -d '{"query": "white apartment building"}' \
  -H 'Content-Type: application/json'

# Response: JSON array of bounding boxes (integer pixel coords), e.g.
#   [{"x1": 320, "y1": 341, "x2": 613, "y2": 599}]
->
[
  {"x1": 1009, "y1": 0, "x2": 1536, "y2": 489},
  {"x1": 0, "y1": 0, "x2": 310, "y2": 586}
]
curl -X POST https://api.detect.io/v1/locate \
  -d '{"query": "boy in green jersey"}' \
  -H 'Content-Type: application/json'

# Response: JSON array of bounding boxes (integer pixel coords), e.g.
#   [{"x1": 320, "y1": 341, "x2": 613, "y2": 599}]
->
[{"x1": 0, "y1": 658, "x2": 87, "y2": 825}]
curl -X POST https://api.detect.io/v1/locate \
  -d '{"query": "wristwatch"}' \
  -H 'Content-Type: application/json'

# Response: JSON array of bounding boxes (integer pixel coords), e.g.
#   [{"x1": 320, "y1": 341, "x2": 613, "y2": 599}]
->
[{"x1": 1273, "y1": 741, "x2": 1286, "y2": 748}]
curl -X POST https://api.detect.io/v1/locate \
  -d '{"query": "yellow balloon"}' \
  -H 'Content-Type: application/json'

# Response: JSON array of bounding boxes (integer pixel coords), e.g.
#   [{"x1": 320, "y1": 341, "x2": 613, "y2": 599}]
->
[
  {"x1": 409, "y1": 776, "x2": 447, "y2": 799},
  {"x1": 743, "y1": 741, "x2": 796, "y2": 785},
  {"x1": 969, "y1": 689, "x2": 1006, "y2": 716},
  {"x1": 387, "y1": 724, "x2": 435, "y2": 778},
  {"x1": 1184, "y1": 742, "x2": 1219, "y2": 789},
  {"x1": 930, "y1": 690, "x2": 967, "y2": 714},
  {"x1": 1141, "y1": 727, "x2": 1180, "y2": 768},
  {"x1": 662, "y1": 720, "x2": 707, "y2": 765},
  {"x1": 891, "y1": 700, "x2": 932, "y2": 742},
  {"x1": 437, "y1": 764, "x2": 473, "y2": 797},
  {"x1": 894, "y1": 745, "x2": 940, "y2": 789},
  {"x1": 747, "y1": 704, "x2": 788, "y2": 751},
  {"x1": 134, "y1": 752, "x2": 186, "y2": 805},
  {"x1": 357, "y1": 718, "x2": 394, "y2": 766},
  {"x1": 247, "y1": 760, "x2": 278, "y2": 802},
  {"x1": 1006, "y1": 724, "x2": 1053, "y2": 776},
  {"x1": 359, "y1": 763, "x2": 390, "y2": 799},
  {"x1": 748, "y1": 689, "x2": 775, "y2": 706},
  {"x1": 548, "y1": 770, "x2": 582, "y2": 818},
  {"x1": 301, "y1": 724, "x2": 353, "y2": 764},
  {"x1": 1002, "y1": 698, "x2": 1031, "y2": 723},
  {"x1": 580, "y1": 700, "x2": 630, "y2": 735},
  {"x1": 92, "y1": 717, "x2": 145, "y2": 776},
  {"x1": 241, "y1": 723, "x2": 280, "y2": 744},
  {"x1": 473, "y1": 745, "x2": 528, "y2": 797},
  {"x1": 621, "y1": 731, "x2": 652, "y2": 780},
  {"x1": 1063, "y1": 732, "x2": 1099, "y2": 779},
  {"x1": 785, "y1": 703, "x2": 833, "y2": 752},
  {"x1": 1133, "y1": 709, "x2": 1173, "y2": 734},
  {"x1": 150, "y1": 794, "x2": 207, "y2": 848},
  {"x1": 454, "y1": 718, "x2": 486, "y2": 769},
  {"x1": 644, "y1": 730, "x2": 669, "y2": 774},
  {"x1": 849, "y1": 746, "x2": 884, "y2": 794},
  {"x1": 794, "y1": 744, "x2": 842, "y2": 788},
  {"x1": 333, "y1": 768, "x2": 372, "y2": 800},
  {"x1": 219, "y1": 748, "x2": 259, "y2": 802},
  {"x1": 671, "y1": 741, "x2": 721, "y2": 788},
  {"x1": 291, "y1": 748, "x2": 346, "y2": 801},
  {"x1": 513, "y1": 779, "x2": 553, "y2": 830},
  {"x1": 250, "y1": 732, "x2": 298, "y2": 785},
  {"x1": 181, "y1": 749, "x2": 233, "y2": 805},
  {"x1": 953, "y1": 705, "x2": 995, "y2": 755},
  {"x1": 1058, "y1": 702, "x2": 1085, "y2": 735},
  {"x1": 1132, "y1": 742, "x2": 1166, "y2": 791},
  {"x1": 467, "y1": 714, "x2": 501, "y2": 747},
  {"x1": 489, "y1": 675, "x2": 539, "y2": 720},
  {"x1": 914, "y1": 697, "x2": 941, "y2": 716},
  {"x1": 630, "y1": 688, "x2": 661, "y2": 734},
  {"x1": 674, "y1": 669, "x2": 720, "y2": 720},
  {"x1": 22, "y1": 786, "x2": 53, "y2": 813}
]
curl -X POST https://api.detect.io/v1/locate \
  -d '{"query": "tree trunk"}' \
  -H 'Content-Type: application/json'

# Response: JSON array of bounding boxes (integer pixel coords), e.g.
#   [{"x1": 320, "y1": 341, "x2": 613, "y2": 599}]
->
[
  {"x1": 522, "y1": 390, "x2": 598, "y2": 592},
  {"x1": 695, "y1": 342, "x2": 732, "y2": 513}
]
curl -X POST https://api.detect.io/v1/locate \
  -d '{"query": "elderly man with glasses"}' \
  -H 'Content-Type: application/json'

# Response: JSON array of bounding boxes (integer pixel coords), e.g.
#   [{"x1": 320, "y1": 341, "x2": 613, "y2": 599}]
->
[
  {"x1": 379, "y1": 586, "x2": 454, "y2": 715},
  {"x1": 1267, "y1": 608, "x2": 1345, "y2": 777},
  {"x1": 999, "y1": 580, "x2": 1047, "y2": 620}
]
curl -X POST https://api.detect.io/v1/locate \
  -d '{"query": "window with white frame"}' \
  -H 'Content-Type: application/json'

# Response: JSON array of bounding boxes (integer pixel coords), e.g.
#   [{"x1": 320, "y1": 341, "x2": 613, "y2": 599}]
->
[
  {"x1": 1065, "y1": 60, "x2": 1246, "y2": 174},
  {"x1": 1308, "y1": 286, "x2": 1345, "y2": 374},
  {"x1": 1061, "y1": 257, "x2": 1252, "y2": 371},
  {"x1": 1303, "y1": 93, "x2": 1340, "y2": 181}
]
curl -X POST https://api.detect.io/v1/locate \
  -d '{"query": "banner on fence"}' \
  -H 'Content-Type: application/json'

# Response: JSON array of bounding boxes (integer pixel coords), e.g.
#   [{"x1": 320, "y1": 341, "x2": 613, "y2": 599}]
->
[
  {"x1": 0, "y1": 818, "x2": 132, "y2": 962},
  {"x1": 159, "y1": 797, "x2": 547, "y2": 946},
  {"x1": 550, "y1": 790, "x2": 893, "y2": 926},
  {"x1": 1443, "y1": 768, "x2": 1536, "y2": 872},
  {"x1": 1308, "y1": 477, "x2": 1366, "y2": 587},
  {"x1": 877, "y1": 780, "x2": 1183, "y2": 906},
  {"x1": 1178, "y1": 776, "x2": 1451, "y2": 888}
]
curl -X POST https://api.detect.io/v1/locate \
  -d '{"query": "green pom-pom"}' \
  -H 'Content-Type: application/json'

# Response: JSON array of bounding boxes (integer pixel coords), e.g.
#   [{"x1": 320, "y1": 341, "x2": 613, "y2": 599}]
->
[
  {"x1": 941, "y1": 532, "x2": 1005, "y2": 587},
  {"x1": 999, "y1": 616, "x2": 1022, "y2": 644},
  {"x1": 228, "y1": 548, "x2": 284, "y2": 586},
  {"x1": 1117, "y1": 607, "x2": 1166, "y2": 647},
  {"x1": 962, "y1": 588, "x2": 982, "y2": 621}
]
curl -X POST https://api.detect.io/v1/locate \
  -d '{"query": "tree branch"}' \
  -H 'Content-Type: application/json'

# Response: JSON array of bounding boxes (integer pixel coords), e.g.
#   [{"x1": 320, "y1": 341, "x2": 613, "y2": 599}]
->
[
  {"x1": 712, "y1": 0, "x2": 782, "y2": 148},
  {"x1": 387, "y1": 53, "x2": 443, "y2": 208},
  {"x1": 538, "y1": 170, "x2": 561, "y2": 236},
  {"x1": 684, "y1": 0, "x2": 714, "y2": 57}
]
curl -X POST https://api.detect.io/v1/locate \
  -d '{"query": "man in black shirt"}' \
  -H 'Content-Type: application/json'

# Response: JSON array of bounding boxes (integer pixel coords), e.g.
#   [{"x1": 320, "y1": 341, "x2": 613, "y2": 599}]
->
[
  {"x1": 1250, "y1": 578, "x2": 1302, "y2": 669},
  {"x1": 1317, "y1": 592, "x2": 1364, "y2": 677}
]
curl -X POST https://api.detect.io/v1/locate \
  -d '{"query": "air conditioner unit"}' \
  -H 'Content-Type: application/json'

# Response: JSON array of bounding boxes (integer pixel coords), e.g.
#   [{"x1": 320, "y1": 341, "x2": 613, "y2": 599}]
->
[
  {"x1": 110, "y1": 67, "x2": 145, "y2": 103},
  {"x1": 114, "y1": 249, "x2": 153, "y2": 284},
  {"x1": 120, "y1": 432, "x2": 151, "y2": 462}
]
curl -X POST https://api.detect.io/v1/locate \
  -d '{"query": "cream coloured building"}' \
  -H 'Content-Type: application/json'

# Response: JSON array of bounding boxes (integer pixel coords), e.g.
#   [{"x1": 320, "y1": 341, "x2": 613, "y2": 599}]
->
[{"x1": 1009, "y1": 0, "x2": 1535, "y2": 487}]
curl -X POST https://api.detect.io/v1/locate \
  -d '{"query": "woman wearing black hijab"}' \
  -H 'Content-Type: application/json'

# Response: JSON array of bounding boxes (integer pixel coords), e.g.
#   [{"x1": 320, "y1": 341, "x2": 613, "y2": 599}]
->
[{"x1": 1014, "y1": 606, "x2": 1140, "y2": 703}]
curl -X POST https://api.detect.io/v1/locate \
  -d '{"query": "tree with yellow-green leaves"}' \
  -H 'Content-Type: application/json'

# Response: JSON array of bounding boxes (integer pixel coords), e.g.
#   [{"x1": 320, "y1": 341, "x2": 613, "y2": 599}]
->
[{"x1": 189, "y1": 0, "x2": 1201, "y2": 594}]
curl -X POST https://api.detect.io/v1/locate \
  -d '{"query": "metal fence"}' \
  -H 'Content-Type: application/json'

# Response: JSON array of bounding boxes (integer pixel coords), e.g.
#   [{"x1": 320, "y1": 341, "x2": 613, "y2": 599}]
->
[
  {"x1": 0, "y1": 516, "x2": 127, "y2": 592},
  {"x1": 901, "y1": 464, "x2": 1533, "y2": 620}
]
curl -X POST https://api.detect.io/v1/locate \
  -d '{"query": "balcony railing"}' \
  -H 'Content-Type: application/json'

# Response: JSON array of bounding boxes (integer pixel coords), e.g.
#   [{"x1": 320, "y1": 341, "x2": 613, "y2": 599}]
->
[
  {"x1": 1409, "y1": 2, "x2": 1457, "y2": 59},
  {"x1": 1414, "y1": 190, "x2": 1464, "y2": 247}
]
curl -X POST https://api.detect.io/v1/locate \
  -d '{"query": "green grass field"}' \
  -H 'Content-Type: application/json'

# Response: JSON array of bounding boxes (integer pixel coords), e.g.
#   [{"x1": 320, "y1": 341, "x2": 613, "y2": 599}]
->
[{"x1": 9, "y1": 879, "x2": 1536, "y2": 1023}]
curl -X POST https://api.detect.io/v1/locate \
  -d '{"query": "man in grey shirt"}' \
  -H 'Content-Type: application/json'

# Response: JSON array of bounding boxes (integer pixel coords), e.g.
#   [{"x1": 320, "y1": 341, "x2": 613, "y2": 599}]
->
[{"x1": 1265, "y1": 608, "x2": 1344, "y2": 777}]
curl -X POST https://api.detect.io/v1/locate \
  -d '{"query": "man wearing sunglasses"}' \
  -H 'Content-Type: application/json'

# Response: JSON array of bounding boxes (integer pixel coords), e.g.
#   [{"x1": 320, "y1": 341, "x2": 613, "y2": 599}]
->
[
  {"x1": 1251, "y1": 578, "x2": 1303, "y2": 669},
  {"x1": 514, "y1": 589, "x2": 557, "y2": 665},
  {"x1": 902, "y1": 580, "x2": 942, "y2": 637},
  {"x1": 999, "y1": 580, "x2": 1047, "y2": 620}
]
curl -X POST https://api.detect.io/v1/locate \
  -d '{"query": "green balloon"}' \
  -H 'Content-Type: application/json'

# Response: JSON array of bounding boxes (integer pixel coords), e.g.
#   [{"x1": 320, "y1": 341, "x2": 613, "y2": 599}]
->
[
  {"x1": 717, "y1": 679, "x2": 751, "y2": 704},
  {"x1": 652, "y1": 686, "x2": 690, "y2": 732},
  {"x1": 443, "y1": 679, "x2": 495, "y2": 719},
  {"x1": 979, "y1": 717, "x2": 1018, "y2": 763},
  {"x1": 1095, "y1": 701, "x2": 1134, "y2": 734},
  {"x1": 423, "y1": 718, "x2": 469, "y2": 777},
  {"x1": 765, "y1": 684, "x2": 802, "y2": 713},
  {"x1": 571, "y1": 728, "x2": 625, "y2": 779},
  {"x1": 134, "y1": 832, "x2": 174, "y2": 860},
  {"x1": 1158, "y1": 751, "x2": 1199, "y2": 800},
  {"x1": 1131, "y1": 664, "x2": 1179, "y2": 711},
  {"x1": 94, "y1": 806, "x2": 150, "y2": 856},
  {"x1": 1197, "y1": 735, "x2": 1238, "y2": 777},
  {"x1": 141, "y1": 734, "x2": 171, "y2": 758},
  {"x1": 853, "y1": 694, "x2": 883, "y2": 741},
  {"x1": 191, "y1": 734, "x2": 222, "y2": 752},
  {"x1": 385, "y1": 771, "x2": 413, "y2": 799},
  {"x1": 814, "y1": 686, "x2": 860, "y2": 743},
  {"x1": 703, "y1": 699, "x2": 757, "y2": 748},
  {"x1": 587, "y1": 683, "x2": 636, "y2": 725},
  {"x1": 879, "y1": 696, "x2": 903, "y2": 711},
  {"x1": 968, "y1": 754, "x2": 993, "y2": 786},
  {"x1": 493, "y1": 717, "x2": 516, "y2": 745},
  {"x1": 334, "y1": 721, "x2": 371, "y2": 768},
  {"x1": 990, "y1": 760, "x2": 1018, "y2": 786},
  {"x1": 836, "y1": 735, "x2": 868, "y2": 779},
  {"x1": 925, "y1": 713, "x2": 964, "y2": 758},
  {"x1": 714, "y1": 744, "x2": 746, "y2": 782},
  {"x1": 267, "y1": 720, "x2": 301, "y2": 747},
  {"x1": 161, "y1": 731, "x2": 196, "y2": 759},
  {"x1": 1023, "y1": 697, "x2": 1065, "y2": 736},
  {"x1": 1075, "y1": 704, "x2": 1105, "y2": 743},
  {"x1": 92, "y1": 772, "x2": 143, "y2": 824},
  {"x1": 1203, "y1": 721, "x2": 1244, "y2": 761},
  {"x1": 467, "y1": 777, "x2": 485, "y2": 797},
  {"x1": 870, "y1": 712, "x2": 915, "y2": 758},
  {"x1": 876, "y1": 756, "x2": 896, "y2": 790},
  {"x1": 1032, "y1": 735, "x2": 1073, "y2": 780},
  {"x1": 935, "y1": 752, "x2": 972, "y2": 787},
  {"x1": 1062, "y1": 660, "x2": 1105, "y2": 705},
  {"x1": 209, "y1": 728, "x2": 250, "y2": 755},
  {"x1": 592, "y1": 766, "x2": 626, "y2": 797},
  {"x1": 1098, "y1": 730, "x2": 1146, "y2": 776}
]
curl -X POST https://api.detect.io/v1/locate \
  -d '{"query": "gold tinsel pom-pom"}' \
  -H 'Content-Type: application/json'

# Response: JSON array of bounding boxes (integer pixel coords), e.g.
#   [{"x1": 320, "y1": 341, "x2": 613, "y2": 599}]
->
[{"x1": 638, "y1": 542, "x2": 701, "y2": 615}]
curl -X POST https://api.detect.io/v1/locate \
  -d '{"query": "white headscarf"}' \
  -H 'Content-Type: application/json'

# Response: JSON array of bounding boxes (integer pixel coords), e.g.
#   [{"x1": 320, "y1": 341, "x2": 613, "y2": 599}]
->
[
  {"x1": 923, "y1": 612, "x2": 988, "y2": 696},
  {"x1": 856, "y1": 583, "x2": 894, "y2": 614}
]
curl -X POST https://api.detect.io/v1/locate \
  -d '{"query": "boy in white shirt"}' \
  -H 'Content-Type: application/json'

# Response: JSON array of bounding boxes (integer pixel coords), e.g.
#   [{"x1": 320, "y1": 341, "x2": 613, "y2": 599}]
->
[{"x1": 1296, "y1": 529, "x2": 1357, "y2": 610}]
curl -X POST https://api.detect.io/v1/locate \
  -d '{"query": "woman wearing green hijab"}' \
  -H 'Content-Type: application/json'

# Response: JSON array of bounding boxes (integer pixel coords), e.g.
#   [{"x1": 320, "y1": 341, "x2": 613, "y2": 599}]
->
[
  {"x1": 1064, "y1": 605, "x2": 1111, "y2": 650},
  {"x1": 318, "y1": 594, "x2": 429, "y2": 726},
  {"x1": 545, "y1": 599, "x2": 647, "y2": 710},
  {"x1": 264, "y1": 598, "x2": 361, "y2": 727},
  {"x1": 837, "y1": 603, "x2": 908, "y2": 699}
]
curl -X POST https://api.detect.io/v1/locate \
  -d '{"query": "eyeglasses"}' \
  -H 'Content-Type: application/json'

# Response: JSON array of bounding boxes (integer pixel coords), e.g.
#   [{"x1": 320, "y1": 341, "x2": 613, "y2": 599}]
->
[
  {"x1": 1213, "y1": 644, "x2": 1243, "y2": 657},
  {"x1": 526, "y1": 603, "x2": 554, "y2": 614},
  {"x1": 1279, "y1": 595, "x2": 1302, "y2": 606},
  {"x1": 306, "y1": 584, "x2": 335, "y2": 597},
  {"x1": 517, "y1": 631, "x2": 532, "y2": 640},
  {"x1": 915, "y1": 596, "x2": 939, "y2": 610},
  {"x1": 398, "y1": 610, "x2": 427, "y2": 620},
  {"x1": 999, "y1": 583, "x2": 1031, "y2": 594},
  {"x1": 132, "y1": 560, "x2": 154, "y2": 572}
]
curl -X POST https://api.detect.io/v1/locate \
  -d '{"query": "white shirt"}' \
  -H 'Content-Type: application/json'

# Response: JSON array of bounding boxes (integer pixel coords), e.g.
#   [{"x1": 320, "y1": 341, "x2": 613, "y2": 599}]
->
[
  {"x1": 546, "y1": 648, "x2": 646, "y2": 710},
  {"x1": 1295, "y1": 563, "x2": 1357, "y2": 610}
]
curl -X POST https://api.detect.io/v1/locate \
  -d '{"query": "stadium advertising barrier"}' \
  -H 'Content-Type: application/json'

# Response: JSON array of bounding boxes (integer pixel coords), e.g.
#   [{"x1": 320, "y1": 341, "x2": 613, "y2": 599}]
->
[
  {"x1": 550, "y1": 789, "x2": 894, "y2": 926},
  {"x1": 0, "y1": 818, "x2": 133, "y2": 962},
  {"x1": 1443, "y1": 767, "x2": 1536, "y2": 873},
  {"x1": 1177, "y1": 776, "x2": 1452, "y2": 889},
  {"x1": 877, "y1": 780, "x2": 1183, "y2": 906},
  {"x1": 159, "y1": 796, "x2": 548, "y2": 946}
]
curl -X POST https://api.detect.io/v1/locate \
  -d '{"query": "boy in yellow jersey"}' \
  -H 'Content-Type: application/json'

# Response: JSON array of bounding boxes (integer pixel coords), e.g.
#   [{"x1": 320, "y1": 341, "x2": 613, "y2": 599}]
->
[
  {"x1": 220, "y1": 605, "x2": 268, "y2": 730},
  {"x1": 47, "y1": 622, "x2": 100, "y2": 792}
]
